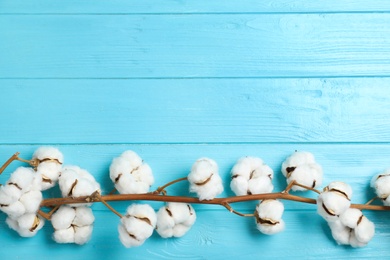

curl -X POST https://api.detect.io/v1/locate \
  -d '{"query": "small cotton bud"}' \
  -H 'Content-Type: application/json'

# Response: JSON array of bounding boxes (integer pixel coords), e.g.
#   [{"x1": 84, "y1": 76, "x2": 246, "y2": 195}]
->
[
  {"x1": 317, "y1": 182, "x2": 352, "y2": 222},
  {"x1": 281, "y1": 151, "x2": 323, "y2": 191},
  {"x1": 110, "y1": 150, "x2": 154, "y2": 194},
  {"x1": 230, "y1": 157, "x2": 274, "y2": 196},
  {"x1": 255, "y1": 200, "x2": 285, "y2": 235},
  {"x1": 118, "y1": 204, "x2": 156, "y2": 248},
  {"x1": 188, "y1": 158, "x2": 223, "y2": 200},
  {"x1": 33, "y1": 147, "x2": 64, "y2": 190},
  {"x1": 156, "y1": 202, "x2": 196, "y2": 238}
]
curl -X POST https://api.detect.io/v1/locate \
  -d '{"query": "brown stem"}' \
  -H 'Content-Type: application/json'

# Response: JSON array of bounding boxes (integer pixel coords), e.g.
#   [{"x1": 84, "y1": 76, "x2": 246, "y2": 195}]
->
[
  {"x1": 0, "y1": 152, "x2": 20, "y2": 175},
  {"x1": 222, "y1": 202, "x2": 255, "y2": 217},
  {"x1": 365, "y1": 197, "x2": 378, "y2": 205},
  {"x1": 153, "y1": 177, "x2": 188, "y2": 195},
  {"x1": 40, "y1": 192, "x2": 390, "y2": 212},
  {"x1": 92, "y1": 191, "x2": 123, "y2": 218}
]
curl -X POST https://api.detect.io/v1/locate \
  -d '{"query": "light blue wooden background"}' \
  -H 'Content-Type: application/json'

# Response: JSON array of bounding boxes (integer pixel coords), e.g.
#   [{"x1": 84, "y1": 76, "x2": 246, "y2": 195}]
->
[{"x1": 1, "y1": 1, "x2": 390, "y2": 259}]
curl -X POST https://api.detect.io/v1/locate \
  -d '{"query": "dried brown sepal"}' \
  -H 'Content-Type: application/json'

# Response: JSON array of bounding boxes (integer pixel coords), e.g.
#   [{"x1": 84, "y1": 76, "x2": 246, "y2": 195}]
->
[
  {"x1": 114, "y1": 173, "x2": 122, "y2": 184},
  {"x1": 357, "y1": 214, "x2": 364, "y2": 225},
  {"x1": 322, "y1": 202, "x2": 336, "y2": 216},
  {"x1": 68, "y1": 179, "x2": 78, "y2": 197},
  {"x1": 42, "y1": 175, "x2": 53, "y2": 184},
  {"x1": 165, "y1": 207, "x2": 173, "y2": 217},
  {"x1": 195, "y1": 173, "x2": 213, "y2": 186},
  {"x1": 134, "y1": 216, "x2": 152, "y2": 226},
  {"x1": 8, "y1": 182, "x2": 22, "y2": 190},
  {"x1": 29, "y1": 215, "x2": 40, "y2": 232}
]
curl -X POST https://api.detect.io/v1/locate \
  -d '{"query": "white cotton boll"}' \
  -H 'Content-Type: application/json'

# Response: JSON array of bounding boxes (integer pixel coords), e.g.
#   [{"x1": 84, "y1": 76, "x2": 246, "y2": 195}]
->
[
  {"x1": 125, "y1": 204, "x2": 157, "y2": 227},
  {"x1": 53, "y1": 227, "x2": 75, "y2": 244},
  {"x1": 19, "y1": 190, "x2": 43, "y2": 213},
  {"x1": 371, "y1": 171, "x2": 390, "y2": 202},
  {"x1": 188, "y1": 158, "x2": 223, "y2": 200},
  {"x1": 118, "y1": 224, "x2": 143, "y2": 248},
  {"x1": 354, "y1": 216, "x2": 375, "y2": 244},
  {"x1": 230, "y1": 157, "x2": 274, "y2": 196},
  {"x1": 51, "y1": 206, "x2": 77, "y2": 230},
  {"x1": 74, "y1": 225, "x2": 93, "y2": 245},
  {"x1": 156, "y1": 203, "x2": 196, "y2": 238},
  {"x1": 7, "y1": 167, "x2": 35, "y2": 192},
  {"x1": 255, "y1": 200, "x2": 285, "y2": 235},
  {"x1": 122, "y1": 217, "x2": 154, "y2": 242},
  {"x1": 339, "y1": 208, "x2": 362, "y2": 229},
  {"x1": 0, "y1": 185, "x2": 21, "y2": 205},
  {"x1": 59, "y1": 166, "x2": 100, "y2": 199},
  {"x1": 327, "y1": 182, "x2": 353, "y2": 200},
  {"x1": 281, "y1": 151, "x2": 322, "y2": 191},
  {"x1": 349, "y1": 230, "x2": 367, "y2": 248},
  {"x1": 33, "y1": 146, "x2": 64, "y2": 164},
  {"x1": 328, "y1": 220, "x2": 351, "y2": 246},
  {"x1": 73, "y1": 207, "x2": 95, "y2": 227},
  {"x1": 33, "y1": 146, "x2": 63, "y2": 191},
  {"x1": 109, "y1": 151, "x2": 154, "y2": 194},
  {"x1": 317, "y1": 192, "x2": 351, "y2": 222}
]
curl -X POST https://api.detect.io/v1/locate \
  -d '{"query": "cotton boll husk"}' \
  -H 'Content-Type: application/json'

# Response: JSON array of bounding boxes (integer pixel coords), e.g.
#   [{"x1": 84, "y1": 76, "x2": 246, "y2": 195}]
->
[
  {"x1": 328, "y1": 220, "x2": 350, "y2": 245},
  {"x1": 230, "y1": 176, "x2": 249, "y2": 196},
  {"x1": 189, "y1": 173, "x2": 224, "y2": 200},
  {"x1": 7, "y1": 167, "x2": 35, "y2": 192},
  {"x1": 256, "y1": 200, "x2": 284, "y2": 221},
  {"x1": 317, "y1": 192, "x2": 351, "y2": 222},
  {"x1": 74, "y1": 225, "x2": 93, "y2": 245},
  {"x1": 73, "y1": 207, "x2": 95, "y2": 226},
  {"x1": 53, "y1": 227, "x2": 75, "y2": 244},
  {"x1": 339, "y1": 208, "x2": 362, "y2": 229},
  {"x1": 19, "y1": 190, "x2": 43, "y2": 213},
  {"x1": 354, "y1": 216, "x2": 375, "y2": 244},
  {"x1": 248, "y1": 176, "x2": 273, "y2": 195},
  {"x1": 256, "y1": 219, "x2": 285, "y2": 235},
  {"x1": 1, "y1": 201, "x2": 26, "y2": 218},
  {"x1": 51, "y1": 206, "x2": 76, "y2": 230}
]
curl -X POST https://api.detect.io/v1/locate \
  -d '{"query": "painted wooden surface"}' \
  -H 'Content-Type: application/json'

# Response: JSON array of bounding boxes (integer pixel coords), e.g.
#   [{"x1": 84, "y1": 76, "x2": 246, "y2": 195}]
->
[{"x1": 1, "y1": 1, "x2": 390, "y2": 259}]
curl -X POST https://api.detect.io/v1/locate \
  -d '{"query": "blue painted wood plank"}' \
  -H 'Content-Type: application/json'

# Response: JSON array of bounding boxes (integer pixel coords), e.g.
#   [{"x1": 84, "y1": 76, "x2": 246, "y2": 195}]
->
[
  {"x1": 1, "y1": 14, "x2": 390, "y2": 78},
  {"x1": 1, "y1": 78, "x2": 390, "y2": 144},
  {"x1": 1, "y1": 0, "x2": 390, "y2": 14},
  {"x1": 1, "y1": 144, "x2": 390, "y2": 259}
]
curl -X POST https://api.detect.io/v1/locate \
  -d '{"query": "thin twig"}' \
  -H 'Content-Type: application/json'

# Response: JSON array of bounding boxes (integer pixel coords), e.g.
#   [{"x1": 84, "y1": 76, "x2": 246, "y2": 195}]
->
[
  {"x1": 222, "y1": 202, "x2": 255, "y2": 217},
  {"x1": 153, "y1": 177, "x2": 188, "y2": 195},
  {"x1": 365, "y1": 197, "x2": 379, "y2": 205},
  {"x1": 0, "y1": 152, "x2": 20, "y2": 175},
  {"x1": 92, "y1": 191, "x2": 123, "y2": 218}
]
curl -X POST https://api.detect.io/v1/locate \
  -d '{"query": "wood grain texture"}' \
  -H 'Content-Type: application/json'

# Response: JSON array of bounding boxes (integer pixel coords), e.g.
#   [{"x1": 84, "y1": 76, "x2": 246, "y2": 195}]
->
[
  {"x1": 1, "y1": 14, "x2": 390, "y2": 78},
  {"x1": 1, "y1": 144, "x2": 390, "y2": 259},
  {"x1": 1, "y1": 0, "x2": 390, "y2": 14},
  {"x1": 1, "y1": 78, "x2": 390, "y2": 144}
]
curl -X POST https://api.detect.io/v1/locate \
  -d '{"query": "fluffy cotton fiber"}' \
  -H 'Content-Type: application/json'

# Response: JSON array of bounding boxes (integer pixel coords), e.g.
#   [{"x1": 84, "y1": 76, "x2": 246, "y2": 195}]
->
[
  {"x1": 32, "y1": 146, "x2": 64, "y2": 190},
  {"x1": 118, "y1": 204, "x2": 157, "y2": 248},
  {"x1": 6, "y1": 213, "x2": 45, "y2": 237},
  {"x1": 156, "y1": 202, "x2": 196, "y2": 238},
  {"x1": 188, "y1": 158, "x2": 223, "y2": 200},
  {"x1": 230, "y1": 157, "x2": 274, "y2": 196},
  {"x1": 109, "y1": 150, "x2": 154, "y2": 194},
  {"x1": 281, "y1": 151, "x2": 323, "y2": 191},
  {"x1": 371, "y1": 170, "x2": 390, "y2": 206},
  {"x1": 255, "y1": 199, "x2": 285, "y2": 235},
  {"x1": 51, "y1": 205, "x2": 95, "y2": 245}
]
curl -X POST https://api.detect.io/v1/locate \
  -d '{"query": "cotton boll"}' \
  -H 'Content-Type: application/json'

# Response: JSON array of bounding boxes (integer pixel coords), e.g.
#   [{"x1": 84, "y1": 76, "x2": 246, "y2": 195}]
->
[
  {"x1": 118, "y1": 224, "x2": 143, "y2": 248},
  {"x1": 73, "y1": 207, "x2": 95, "y2": 227},
  {"x1": 339, "y1": 208, "x2": 362, "y2": 229},
  {"x1": 33, "y1": 146, "x2": 64, "y2": 164},
  {"x1": 328, "y1": 220, "x2": 351, "y2": 246},
  {"x1": 51, "y1": 206, "x2": 77, "y2": 230},
  {"x1": 156, "y1": 203, "x2": 196, "y2": 238},
  {"x1": 53, "y1": 227, "x2": 75, "y2": 244},
  {"x1": 317, "y1": 182, "x2": 352, "y2": 222},
  {"x1": 230, "y1": 157, "x2": 274, "y2": 196},
  {"x1": 354, "y1": 216, "x2": 375, "y2": 244},
  {"x1": 255, "y1": 200, "x2": 285, "y2": 235},
  {"x1": 188, "y1": 158, "x2": 223, "y2": 200},
  {"x1": 33, "y1": 147, "x2": 63, "y2": 190},
  {"x1": 349, "y1": 230, "x2": 367, "y2": 248},
  {"x1": 281, "y1": 151, "x2": 322, "y2": 191},
  {"x1": 59, "y1": 166, "x2": 100, "y2": 200},
  {"x1": 371, "y1": 171, "x2": 390, "y2": 203},
  {"x1": 0, "y1": 185, "x2": 21, "y2": 205},
  {"x1": 19, "y1": 190, "x2": 43, "y2": 213},
  {"x1": 109, "y1": 151, "x2": 154, "y2": 194},
  {"x1": 1, "y1": 201, "x2": 26, "y2": 218}
]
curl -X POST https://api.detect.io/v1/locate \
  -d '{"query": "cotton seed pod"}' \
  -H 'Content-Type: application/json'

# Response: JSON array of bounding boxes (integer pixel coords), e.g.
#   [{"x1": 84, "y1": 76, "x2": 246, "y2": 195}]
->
[
  {"x1": 6, "y1": 213, "x2": 45, "y2": 237},
  {"x1": 109, "y1": 150, "x2": 154, "y2": 194},
  {"x1": 118, "y1": 204, "x2": 156, "y2": 248},
  {"x1": 370, "y1": 170, "x2": 390, "y2": 206},
  {"x1": 32, "y1": 147, "x2": 64, "y2": 190},
  {"x1": 230, "y1": 157, "x2": 274, "y2": 196},
  {"x1": 59, "y1": 166, "x2": 100, "y2": 201},
  {"x1": 317, "y1": 182, "x2": 352, "y2": 222},
  {"x1": 51, "y1": 205, "x2": 95, "y2": 245},
  {"x1": 255, "y1": 199, "x2": 285, "y2": 235},
  {"x1": 156, "y1": 202, "x2": 196, "y2": 238},
  {"x1": 188, "y1": 158, "x2": 223, "y2": 200},
  {"x1": 281, "y1": 151, "x2": 323, "y2": 191}
]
